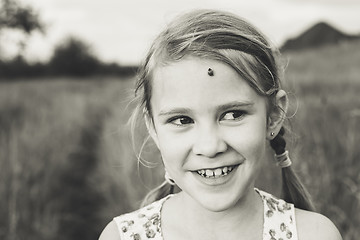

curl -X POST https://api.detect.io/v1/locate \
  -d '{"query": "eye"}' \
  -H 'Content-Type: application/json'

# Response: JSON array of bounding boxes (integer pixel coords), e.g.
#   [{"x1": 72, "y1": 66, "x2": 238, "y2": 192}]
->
[
  {"x1": 221, "y1": 110, "x2": 246, "y2": 121},
  {"x1": 168, "y1": 116, "x2": 194, "y2": 126}
]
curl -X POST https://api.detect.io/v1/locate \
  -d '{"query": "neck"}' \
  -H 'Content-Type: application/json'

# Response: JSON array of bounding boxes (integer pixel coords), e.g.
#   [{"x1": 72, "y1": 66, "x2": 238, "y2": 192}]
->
[
  {"x1": 183, "y1": 187, "x2": 259, "y2": 220},
  {"x1": 163, "y1": 188, "x2": 264, "y2": 240}
]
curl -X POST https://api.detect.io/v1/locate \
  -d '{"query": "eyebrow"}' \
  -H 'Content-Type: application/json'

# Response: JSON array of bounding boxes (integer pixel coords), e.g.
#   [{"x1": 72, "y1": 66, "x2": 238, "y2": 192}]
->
[
  {"x1": 158, "y1": 108, "x2": 193, "y2": 117},
  {"x1": 158, "y1": 101, "x2": 254, "y2": 117},
  {"x1": 216, "y1": 101, "x2": 255, "y2": 113}
]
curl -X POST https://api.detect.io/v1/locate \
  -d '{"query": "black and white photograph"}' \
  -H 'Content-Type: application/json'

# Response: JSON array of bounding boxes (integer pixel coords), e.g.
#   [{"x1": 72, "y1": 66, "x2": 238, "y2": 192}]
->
[{"x1": 1, "y1": 0, "x2": 359, "y2": 239}]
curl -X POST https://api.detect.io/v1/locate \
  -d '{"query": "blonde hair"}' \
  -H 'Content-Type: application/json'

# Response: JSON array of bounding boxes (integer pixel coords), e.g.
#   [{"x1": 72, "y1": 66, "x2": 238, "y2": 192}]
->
[{"x1": 131, "y1": 9, "x2": 314, "y2": 210}]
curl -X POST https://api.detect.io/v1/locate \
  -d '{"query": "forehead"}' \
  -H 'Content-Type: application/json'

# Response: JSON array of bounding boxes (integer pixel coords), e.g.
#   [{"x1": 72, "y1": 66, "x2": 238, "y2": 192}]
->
[{"x1": 151, "y1": 57, "x2": 264, "y2": 111}]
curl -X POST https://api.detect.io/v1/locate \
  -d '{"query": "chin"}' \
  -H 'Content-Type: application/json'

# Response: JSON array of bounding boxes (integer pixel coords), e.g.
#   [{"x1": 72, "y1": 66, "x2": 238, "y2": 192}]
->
[
  {"x1": 193, "y1": 188, "x2": 246, "y2": 212},
  {"x1": 179, "y1": 170, "x2": 256, "y2": 212},
  {"x1": 202, "y1": 198, "x2": 239, "y2": 212}
]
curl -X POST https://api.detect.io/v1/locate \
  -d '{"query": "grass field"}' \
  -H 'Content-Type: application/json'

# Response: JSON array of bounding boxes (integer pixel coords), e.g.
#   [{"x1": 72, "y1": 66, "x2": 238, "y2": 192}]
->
[{"x1": 1, "y1": 41, "x2": 360, "y2": 240}]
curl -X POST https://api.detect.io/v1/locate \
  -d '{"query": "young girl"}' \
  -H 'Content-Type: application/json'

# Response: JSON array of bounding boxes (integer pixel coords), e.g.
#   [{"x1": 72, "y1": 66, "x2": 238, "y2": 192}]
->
[{"x1": 100, "y1": 9, "x2": 342, "y2": 240}]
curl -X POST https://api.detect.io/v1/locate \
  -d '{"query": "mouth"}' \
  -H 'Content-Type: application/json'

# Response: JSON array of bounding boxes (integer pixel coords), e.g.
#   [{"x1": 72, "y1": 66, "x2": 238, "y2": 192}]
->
[{"x1": 195, "y1": 165, "x2": 237, "y2": 179}]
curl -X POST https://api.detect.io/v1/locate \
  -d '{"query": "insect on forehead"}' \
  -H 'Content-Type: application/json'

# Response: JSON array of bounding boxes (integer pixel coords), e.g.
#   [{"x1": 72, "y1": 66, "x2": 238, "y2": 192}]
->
[{"x1": 207, "y1": 68, "x2": 214, "y2": 76}]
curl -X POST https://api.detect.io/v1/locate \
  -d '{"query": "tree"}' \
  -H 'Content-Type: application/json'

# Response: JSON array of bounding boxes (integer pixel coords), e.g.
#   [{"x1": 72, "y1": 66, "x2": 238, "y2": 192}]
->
[
  {"x1": 49, "y1": 37, "x2": 101, "y2": 76},
  {"x1": 0, "y1": 0, "x2": 44, "y2": 33},
  {"x1": 0, "y1": 0, "x2": 44, "y2": 58}
]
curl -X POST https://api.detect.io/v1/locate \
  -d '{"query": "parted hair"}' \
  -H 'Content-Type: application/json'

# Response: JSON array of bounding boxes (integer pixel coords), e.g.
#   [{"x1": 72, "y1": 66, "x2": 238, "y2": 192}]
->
[{"x1": 131, "y1": 9, "x2": 314, "y2": 211}]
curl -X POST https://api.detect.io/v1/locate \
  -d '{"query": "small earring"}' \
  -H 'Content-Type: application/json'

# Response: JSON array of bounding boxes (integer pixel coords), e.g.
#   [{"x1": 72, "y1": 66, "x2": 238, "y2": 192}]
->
[
  {"x1": 165, "y1": 171, "x2": 175, "y2": 185},
  {"x1": 270, "y1": 132, "x2": 275, "y2": 137}
]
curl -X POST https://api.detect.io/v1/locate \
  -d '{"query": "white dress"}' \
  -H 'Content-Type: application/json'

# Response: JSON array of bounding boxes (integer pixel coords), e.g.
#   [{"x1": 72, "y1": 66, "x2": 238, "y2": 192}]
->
[{"x1": 113, "y1": 189, "x2": 298, "y2": 240}]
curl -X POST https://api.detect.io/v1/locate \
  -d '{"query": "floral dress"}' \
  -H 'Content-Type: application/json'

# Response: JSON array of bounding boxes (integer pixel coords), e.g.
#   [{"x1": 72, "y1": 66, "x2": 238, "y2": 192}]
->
[{"x1": 113, "y1": 189, "x2": 298, "y2": 240}]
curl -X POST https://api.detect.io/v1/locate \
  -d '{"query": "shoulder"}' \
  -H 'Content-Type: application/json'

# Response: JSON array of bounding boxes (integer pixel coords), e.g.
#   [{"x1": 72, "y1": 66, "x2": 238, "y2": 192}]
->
[
  {"x1": 99, "y1": 220, "x2": 121, "y2": 240},
  {"x1": 295, "y1": 208, "x2": 342, "y2": 240},
  {"x1": 99, "y1": 196, "x2": 170, "y2": 240}
]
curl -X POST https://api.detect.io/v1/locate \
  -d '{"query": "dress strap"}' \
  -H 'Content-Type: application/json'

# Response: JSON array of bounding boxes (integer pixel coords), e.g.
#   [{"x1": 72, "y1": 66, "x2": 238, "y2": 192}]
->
[
  {"x1": 113, "y1": 195, "x2": 171, "y2": 240},
  {"x1": 255, "y1": 189, "x2": 298, "y2": 240}
]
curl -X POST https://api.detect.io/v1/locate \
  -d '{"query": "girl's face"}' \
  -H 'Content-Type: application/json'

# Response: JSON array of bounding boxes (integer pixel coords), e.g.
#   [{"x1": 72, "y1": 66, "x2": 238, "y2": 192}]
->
[{"x1": 147, "y1": 57, "x2": 271, "y2": 212}]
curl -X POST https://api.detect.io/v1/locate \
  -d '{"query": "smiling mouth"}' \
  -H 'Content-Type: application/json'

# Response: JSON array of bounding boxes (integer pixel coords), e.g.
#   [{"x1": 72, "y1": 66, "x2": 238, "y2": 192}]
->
[{"x1": 196, "y1": 165, "x2": 237, "y2": 178}]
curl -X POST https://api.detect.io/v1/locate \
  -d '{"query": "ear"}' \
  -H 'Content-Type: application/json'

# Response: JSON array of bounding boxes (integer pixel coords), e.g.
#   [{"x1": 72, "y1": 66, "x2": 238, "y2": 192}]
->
[
  {"x1": 144, "y1": 112, "x2": 160, "y2": 148},
  {"x1": 267, "y1": 90, "x2": 288, "y2": 139}
]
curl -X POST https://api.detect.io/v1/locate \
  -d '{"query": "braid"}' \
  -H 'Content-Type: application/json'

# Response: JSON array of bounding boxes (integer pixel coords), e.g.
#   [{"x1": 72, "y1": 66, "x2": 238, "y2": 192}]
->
[
  {"x1": 270, "y1": 127, "x2": 286, "y2": 155},
  {"x1": 270, "y1": 127, "x2": 315, "y2": 211}
]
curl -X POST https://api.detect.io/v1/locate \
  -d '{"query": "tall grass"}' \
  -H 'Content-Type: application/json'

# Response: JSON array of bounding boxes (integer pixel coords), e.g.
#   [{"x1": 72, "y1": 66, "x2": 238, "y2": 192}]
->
[
  {"x1": 282, "y1": 41, "x2": 360, "y2": 240},
  {"x1": 0, "y1": 78, "x2": 136, "y2": 239},
  {"x1": 0, "y1": 41, "x2": 359, "y2": 240}
]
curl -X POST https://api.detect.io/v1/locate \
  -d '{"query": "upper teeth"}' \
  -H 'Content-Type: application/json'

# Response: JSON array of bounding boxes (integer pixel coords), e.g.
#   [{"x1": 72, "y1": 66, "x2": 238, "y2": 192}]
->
[{"x1": 197, "y1": 166, "x2": 234, "y2": 178}]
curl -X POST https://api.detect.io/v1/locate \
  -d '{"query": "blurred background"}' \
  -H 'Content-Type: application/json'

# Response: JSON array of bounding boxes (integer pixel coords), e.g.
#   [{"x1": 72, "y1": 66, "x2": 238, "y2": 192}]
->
[{"x1": 1, "y1": 0, "x2": 360, "y2": 239}]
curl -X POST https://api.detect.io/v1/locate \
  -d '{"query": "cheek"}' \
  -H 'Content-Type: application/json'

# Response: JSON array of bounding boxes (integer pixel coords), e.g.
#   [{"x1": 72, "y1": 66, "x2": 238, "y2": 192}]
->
[
  {"x1": 155, "y1": 130, "x2": 191, "y2": 165},
  {"x1": 232, "y1": 133, "x2": 266, "y2": 159},
  {"x1": 226, "y1": 120, "x2": 267, "y2": 162},
  {"x1": 247, "y1": 135, "x2": 267, "y2": 164}
]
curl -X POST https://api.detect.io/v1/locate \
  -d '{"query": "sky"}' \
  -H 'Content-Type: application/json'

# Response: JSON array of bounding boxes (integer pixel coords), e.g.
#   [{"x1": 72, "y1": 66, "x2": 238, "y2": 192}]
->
[{"x1": 4, "y1": 0, "x2": 360, "y2": 65}]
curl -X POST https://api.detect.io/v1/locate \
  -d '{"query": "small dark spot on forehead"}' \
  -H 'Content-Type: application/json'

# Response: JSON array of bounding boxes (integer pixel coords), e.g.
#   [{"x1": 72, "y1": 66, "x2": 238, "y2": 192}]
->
[{"x1": 208, "y1": 68, "x2": 214, "y2": 76}]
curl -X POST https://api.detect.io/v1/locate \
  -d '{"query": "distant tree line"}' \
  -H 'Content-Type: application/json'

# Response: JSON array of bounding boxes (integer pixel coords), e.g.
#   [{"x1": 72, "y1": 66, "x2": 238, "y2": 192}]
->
[
  {"x1": 0, "y1": 37, "x2": 139, "y2": 79},
  {"x1": 0, "y1": 0, "x2": 138, "y2": 79}
]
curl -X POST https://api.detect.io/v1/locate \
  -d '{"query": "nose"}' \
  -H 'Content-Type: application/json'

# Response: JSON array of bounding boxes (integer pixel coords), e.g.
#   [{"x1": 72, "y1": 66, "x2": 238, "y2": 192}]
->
[{"x1": 192, "y1": 124, "x2": 227, "y2": 158}]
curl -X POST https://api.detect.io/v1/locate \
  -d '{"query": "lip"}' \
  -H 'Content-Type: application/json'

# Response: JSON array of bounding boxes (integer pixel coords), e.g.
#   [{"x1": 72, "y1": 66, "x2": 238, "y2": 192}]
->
[
  {"x1": 191, "y1": 163, "x2": 242, "y2": 186},
  {"x1": 193, "y1": 164, "x2": 238, "y2": 172},
  {"x1": 190, "y1": 159, "x2": 245, "y2": 172}
]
